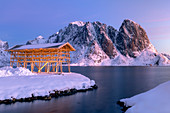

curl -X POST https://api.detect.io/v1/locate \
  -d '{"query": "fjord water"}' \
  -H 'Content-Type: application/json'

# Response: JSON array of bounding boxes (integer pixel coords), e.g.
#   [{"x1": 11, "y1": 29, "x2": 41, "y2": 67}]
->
[{"x1": 0, "y1": 66, "x2": 170, "y2": 113}]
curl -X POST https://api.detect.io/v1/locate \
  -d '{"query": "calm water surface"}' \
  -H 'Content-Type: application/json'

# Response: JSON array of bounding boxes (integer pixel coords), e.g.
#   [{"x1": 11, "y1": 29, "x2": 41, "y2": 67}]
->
[{"x1": 0, "y1": 66, "x2": 170, "y2": 113}]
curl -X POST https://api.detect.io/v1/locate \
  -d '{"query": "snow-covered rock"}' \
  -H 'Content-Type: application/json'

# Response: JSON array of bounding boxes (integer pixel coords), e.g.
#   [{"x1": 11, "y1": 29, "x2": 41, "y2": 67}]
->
[
  {"x1": 0, "y1": 67, "x2": 95, "y2": 100},
  {"x1": 0, "y1": 40, "x2": 10, "y2": 67},
  {"x1": 70, "y1": 21, "x2": 85, "y2": 27},
  {"x1": 120, "y1": 81, "x2": 170, "y2": 113},
  {"x1": 26, "y1": 35, "x2": 46, "y2": 45},
  {"x1": 47, "y1": 21, "x2": 119, "y2": 65}
]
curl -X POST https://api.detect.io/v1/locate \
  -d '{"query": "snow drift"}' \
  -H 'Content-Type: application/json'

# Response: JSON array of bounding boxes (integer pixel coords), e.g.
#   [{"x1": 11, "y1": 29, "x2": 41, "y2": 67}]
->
[
  {"x1": 0, "y1": 66, "x2": 36, "y2": 77},
  {"x1": 0, "y1": 67, "x2": 95, "y2": 100},
  {"x1": 120, "y1": 81, "x2": 170, "y2": 113}
]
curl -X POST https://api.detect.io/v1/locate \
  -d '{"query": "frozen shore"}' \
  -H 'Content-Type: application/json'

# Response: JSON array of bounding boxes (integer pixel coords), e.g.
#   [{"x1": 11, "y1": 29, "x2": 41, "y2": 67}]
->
[
  {"x1": 0, "y1": 67, "x2": 97, "y2": 104},
  {"x1": 118, "y1": 81, "x2": 170, "y2": 113}
]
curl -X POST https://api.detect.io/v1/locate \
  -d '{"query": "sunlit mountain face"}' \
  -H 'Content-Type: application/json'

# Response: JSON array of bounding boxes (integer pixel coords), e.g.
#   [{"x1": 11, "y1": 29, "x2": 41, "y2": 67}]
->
[{"x1": 23, "y1": 20, "x2": 170, "y2": 66}]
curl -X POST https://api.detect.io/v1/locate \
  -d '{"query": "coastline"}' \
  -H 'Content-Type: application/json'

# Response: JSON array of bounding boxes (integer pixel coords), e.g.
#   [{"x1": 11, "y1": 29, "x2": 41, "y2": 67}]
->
[{"x1": 0, "y1": 72, "x2": 97, "y2": 104}]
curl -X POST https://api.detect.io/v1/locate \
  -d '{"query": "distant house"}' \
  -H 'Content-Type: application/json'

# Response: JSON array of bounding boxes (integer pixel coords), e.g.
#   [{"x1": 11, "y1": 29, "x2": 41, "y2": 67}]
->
[{"x1": 7, "y1": 42, "x2": 75, "y2": 73}]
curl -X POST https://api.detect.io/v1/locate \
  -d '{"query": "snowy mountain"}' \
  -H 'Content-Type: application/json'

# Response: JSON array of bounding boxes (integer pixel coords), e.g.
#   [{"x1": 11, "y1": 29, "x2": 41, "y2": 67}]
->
[
  {"x1": 24, "y1": 19, "x2": 170, "y2": 66},
  {"x1": 26, "y1": 35, "x2": 46, "y2": 45},
  {"x1": 47, "y1": 21, "x2": 119, "y2": 65},
  {"x1": 0, "y1": 40, "x2": 10, "y2": 67}
]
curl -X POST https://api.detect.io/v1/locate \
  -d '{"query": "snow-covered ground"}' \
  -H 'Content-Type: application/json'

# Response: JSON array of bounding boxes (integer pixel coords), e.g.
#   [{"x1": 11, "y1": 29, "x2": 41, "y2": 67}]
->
[
  {"x1": 0, "y1": 67, "x2": 95, "y2": 100},
  {"x1": 120, "y1": 81, "x2": 170, "y2": 113}
]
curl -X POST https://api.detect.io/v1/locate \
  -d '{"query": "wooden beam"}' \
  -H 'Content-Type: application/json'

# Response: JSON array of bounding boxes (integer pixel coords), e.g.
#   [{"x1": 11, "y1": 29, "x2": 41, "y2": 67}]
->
[
  {"x1": 31, "y1": 62, "x2": 34, "y2": 72},
  {"x1": 38, "y1": 62, "x2": 48, "y2": 73},
  {"x1": 47, "y1": 62, "x2": 50, "y2": 73}
]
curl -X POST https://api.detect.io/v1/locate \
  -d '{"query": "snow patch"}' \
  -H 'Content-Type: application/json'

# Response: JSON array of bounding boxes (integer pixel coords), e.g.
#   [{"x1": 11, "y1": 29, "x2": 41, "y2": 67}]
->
[{"x1": 70, "y1": 21, "x2": 85, "y2": 26}]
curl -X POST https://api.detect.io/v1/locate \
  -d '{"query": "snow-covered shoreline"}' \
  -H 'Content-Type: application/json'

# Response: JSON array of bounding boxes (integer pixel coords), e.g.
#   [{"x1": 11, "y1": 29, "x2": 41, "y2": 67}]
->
[
  {"x1": 118, "y1": 81, "x2": 170, "y2": 113},
  {"x1": 0, "y1": 67, "x2": 97, "y2": 104}
]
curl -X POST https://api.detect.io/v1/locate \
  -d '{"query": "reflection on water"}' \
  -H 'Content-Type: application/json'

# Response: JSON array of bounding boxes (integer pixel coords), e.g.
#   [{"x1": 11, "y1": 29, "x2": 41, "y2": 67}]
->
[{"x1": 0, "y1": 66, "x2": 170, "y2": 113}]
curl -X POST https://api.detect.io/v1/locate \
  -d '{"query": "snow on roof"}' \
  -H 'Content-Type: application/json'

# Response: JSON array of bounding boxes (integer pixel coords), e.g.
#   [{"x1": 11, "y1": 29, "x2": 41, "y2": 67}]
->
[{"x1": 8, "y1": 43, "x2": 64, "y2": 50}]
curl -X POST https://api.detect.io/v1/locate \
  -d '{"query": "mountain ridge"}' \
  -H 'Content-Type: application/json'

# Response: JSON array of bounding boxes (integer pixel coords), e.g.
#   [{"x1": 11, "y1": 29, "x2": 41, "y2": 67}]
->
[
  {"x1": 1, "y1": 19, "x2": 170, "y2": 66},
  {"x1": 26, "y1": 19, "x2": 170, "y2": 66}
]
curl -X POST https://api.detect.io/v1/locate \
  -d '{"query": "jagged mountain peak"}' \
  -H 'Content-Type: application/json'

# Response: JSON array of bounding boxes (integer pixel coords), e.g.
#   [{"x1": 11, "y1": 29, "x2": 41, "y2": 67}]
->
[
  {"x1": 22, "y1": 20, "x2": 170, "y2": 66},
  {"x1": 48, "y1": 20, "x2": 118, "y2": 62},
  {"x1": 26, "y1": 35, "x2": 46, "y2": 45},
  {"x1": 35, "y1": 35, "x2": 44, "y2": 40},
  {"x1": 70, "y1": 21, "x2": 85, "y2": 27},
  {"x1": 122, "y1": 19, "x2": 138, "y2": 25},
  {"x1": 116, "y1": 19, "x2": 152, "y2": 58},
  {"x1": 119, "y1": 19, "x2": 142, "y2": 33},
  {"x1": 69, "y1": 21, "x2": 107, "y2": 28}
]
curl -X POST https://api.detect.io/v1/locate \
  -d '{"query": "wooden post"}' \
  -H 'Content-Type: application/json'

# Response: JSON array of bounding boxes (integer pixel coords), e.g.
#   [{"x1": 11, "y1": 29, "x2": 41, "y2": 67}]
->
[
  {"x1": 31, "y1": 52, "x2": 34, "y2": 72},
  {"x1": 31, "y1": 62, "x2": 33, "y2": 72},
  {"x1": 68, "y1": 60, "x2": 70, "y2": 73},
  {"x1": 60, "y1": 62, "x2": 63, "y2": 73},
  {"x1": 68, "y1": 52, "x2": 71, "y2": 73},
  {"x1": 55, "y1": 63, "x2": 58, "y2": 73},
  {"x1": 17, "y1": 52, "x2": 18, "y2": 67},
  {"x1": 25, "y1": 62, "x2": 27, "y2": 68},
  {"x1": 47, "y1": 62, "x2": 50, "y2": 73},
  {"x1": 10, "y1": 53, "x2": 12, "y2": 67},
  {"x1": 45, "y1": 63, "x2": 47, "y2": 72},
  {"x1": 24, "y1": 52, "x2": 26, "y2": 68},
  {"x1": 38, "y1": 62, "x2": 40, "y2": 73}
]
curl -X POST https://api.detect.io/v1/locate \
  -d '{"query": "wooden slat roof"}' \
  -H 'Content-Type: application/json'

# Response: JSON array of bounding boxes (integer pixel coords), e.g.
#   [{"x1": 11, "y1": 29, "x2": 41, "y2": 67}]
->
[{"x1": 7, "y1": 42, "x2": 76, "y2": 51}]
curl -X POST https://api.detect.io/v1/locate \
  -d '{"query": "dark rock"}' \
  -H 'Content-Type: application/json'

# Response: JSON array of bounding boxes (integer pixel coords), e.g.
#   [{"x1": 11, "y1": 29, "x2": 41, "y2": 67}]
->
[
  {"x1": 24, "y1": 97, "x2": 32, "y2": 102},
  {"x1": 11, "y1": 98, "x2": 16, "y2": 103},
  {"x1": 117, "y1": 101, "x2": 131, "y2": 112},
  {"x1": 3, "y1": 99, "x2": 12, "y2": 104},
  {"x1": 92, "y1": 84, "x2": 98, "y2": 89},
  {"x1": 37, "y1": 96, "x2": 44, "y2": 100},
  {"x1": 0, "y1": 87, "x2": 98, "y2": 104},
  {"x1": 70, "y1": 88, "x2": 77, "y2": 94},
  {"x1": 44, "y1": 96, "x2": 51, "y2": 100},
  {"x1": 87, "y1": 87, "x2": 93, "y2": 90},
  {"x1": 77, "y1": 89, "x2": 87, "y2": 92},
  {"x1": 116, "y1": 19, "x2": 150, "y2": 58},
  {"x1": 63, "y1": 89, "x2": 72, "y2": 96},
  {"x1": 50, "y1": 93, "x2": 58, "y2": 98}
]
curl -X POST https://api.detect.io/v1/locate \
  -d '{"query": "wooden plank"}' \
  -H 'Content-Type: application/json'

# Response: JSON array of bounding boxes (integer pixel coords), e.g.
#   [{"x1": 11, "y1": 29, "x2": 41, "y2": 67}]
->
[
  {"x1": 55, "y1": 63, "x2": 58, "y2": 73},
  {"x1": 31, "y1": 62, "x2": 34, "y2": 72},
  {"x1": 60, "y1": 62, "x2": 63, "y2": 73},
  {"x1": 68, "y1": 60, "x2": 71, "y2": 73},
  {"x1": 38, "y1": 62, "x2": 48, "y2": 73}
]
